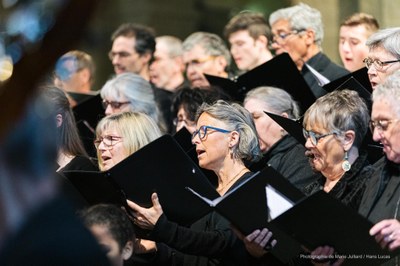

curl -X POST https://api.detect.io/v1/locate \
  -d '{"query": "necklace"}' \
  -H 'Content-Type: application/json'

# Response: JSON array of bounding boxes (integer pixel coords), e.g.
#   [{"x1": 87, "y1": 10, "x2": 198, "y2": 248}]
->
[{"x1": 217, "y1": 168, "x2": 249, "y2": 194}]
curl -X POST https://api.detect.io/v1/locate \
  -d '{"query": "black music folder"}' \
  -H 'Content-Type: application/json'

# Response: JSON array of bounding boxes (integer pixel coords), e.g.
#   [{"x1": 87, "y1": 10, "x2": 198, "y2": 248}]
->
[
  {"x1": 205, "y1": 53, "x2": 315, "y2": 112},
  {"x1": 186, "y1": 165, "x2": 399, "y2": 265},
  {"x1": 64, "y1": 134, "x2": 219, "y2": 226}
]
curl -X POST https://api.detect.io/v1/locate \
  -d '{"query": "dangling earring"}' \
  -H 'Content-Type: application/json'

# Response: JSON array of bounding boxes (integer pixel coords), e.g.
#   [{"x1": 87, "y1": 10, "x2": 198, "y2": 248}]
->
[{"x1": 342, "y1": 150, "x2": 351, "y2": 172}]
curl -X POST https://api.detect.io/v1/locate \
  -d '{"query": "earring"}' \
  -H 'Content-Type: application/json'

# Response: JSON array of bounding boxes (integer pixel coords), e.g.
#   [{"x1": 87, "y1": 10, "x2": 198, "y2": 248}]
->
[{"x1": 342, "y1": 150, "x2": 351, "y2": 172}]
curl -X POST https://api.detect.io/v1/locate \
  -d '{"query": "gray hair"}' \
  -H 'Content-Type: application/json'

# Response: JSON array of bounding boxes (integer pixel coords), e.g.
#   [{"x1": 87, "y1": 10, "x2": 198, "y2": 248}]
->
[
  {"x1": 366, "y1": 27, "x2": 400, "y2": 58},
  {"x1": 100, "y1": 73, "x2": 163, "y2": 130},
  {"x1": 244, "y1": 86, "x2": 301, "y2": 119},
  {"x1": 269, "y1": 3, "x2": 324, "y2": 47},
  {"x1": 303, "y1": 89, "x2": 369, "y2": 149},
  {"x1": 182, "y1": 32, "x2": 231, "y2": 66},
  {"x1": 156, "y1": 35, "x2": 183, "y2": 58},
  {"x1": 373, "y1": 70, "x2": 400, "y2": 117},
  {"x1": 196, "y1": 100, "x2": 262, "y2": 163}
]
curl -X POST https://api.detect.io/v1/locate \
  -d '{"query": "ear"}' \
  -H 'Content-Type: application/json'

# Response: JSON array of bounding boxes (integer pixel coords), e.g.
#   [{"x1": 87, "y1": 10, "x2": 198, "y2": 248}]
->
[
  {"x1": 79, "y1": 68, "x2": 91, "y2": 84},
  {"x1": 280, "y1": 112, "x2": 289, "y2": 118},
  {"x1": 215, "y1": 55, "x2": 228, "y2": 74},
  {"x1": 140, "y1": 52, "x2": 152, "y2": 65},
  {"x1": 255, "y1": 35, "x2": 268, "y2": 49},
  {"x1": 342, "y1": 130, "x2": 356, "y2": 151},
  {"x1": 228, "y1": 130, "x2": 240, "y2": 148},
  {"x1": 304, "y1": 29, "x2": 316, "y2": 46},
  {"x1": 122, "y1": 240, "x2": 134, "y2": 260},
  {"x1": 56, "y1": 114, "x2": 63, "y2": 128}
]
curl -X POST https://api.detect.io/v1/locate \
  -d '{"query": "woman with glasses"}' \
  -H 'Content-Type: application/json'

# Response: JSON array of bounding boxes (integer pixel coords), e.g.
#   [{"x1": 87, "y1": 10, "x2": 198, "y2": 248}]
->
[
  {"x1": 359, "y1": 71, "x2": 400, "y2": 256},
  {"x1": 364, "y1": 27, "x2": 400, "y2": 90},
  {"x1": 94, "y1": 111, "x2": 161, "y2": 171},
  {"x1": 244, "y1": 86, "x2": 315, "y2": 190},
  {"x1": 302, "y1": 89, "x2": 373, "y2": 210},
  {"x1": 126, "y1": 100, "x2": 267, "y2": 265},
  {"x1": 100, "y1": 72, "x2": 166, "y2": 132}
]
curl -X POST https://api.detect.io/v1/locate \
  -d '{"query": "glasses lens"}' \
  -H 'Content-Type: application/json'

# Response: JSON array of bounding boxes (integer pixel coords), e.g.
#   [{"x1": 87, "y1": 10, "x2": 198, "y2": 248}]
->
[{"x1": 199, "y1": 126, "x2": 207, "y2": 139}]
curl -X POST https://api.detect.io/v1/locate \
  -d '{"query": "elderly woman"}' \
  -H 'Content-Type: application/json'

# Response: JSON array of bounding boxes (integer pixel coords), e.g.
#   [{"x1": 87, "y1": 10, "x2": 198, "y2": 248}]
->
[
  {"x1": 126, "y1": 100, "x2": 263, "y2": 265},
  {"x1": 359, "y1": 70, "x2": 400, "y2": 257},
  {"x1": 303, "y1": 89, "x2": 374, "y2": 210},
  {"x1": 244, "y1": 86, "x2": 315, "y2": 190},
  {"x1": 94, "y1": 111, "x2": 161, "y2": 171},
  {"x1": 364, "y1": 27, "x2": 400, "y2": 90},
  {"x1": 100, "y1": 72, "x2": 166, "y2": 132}
]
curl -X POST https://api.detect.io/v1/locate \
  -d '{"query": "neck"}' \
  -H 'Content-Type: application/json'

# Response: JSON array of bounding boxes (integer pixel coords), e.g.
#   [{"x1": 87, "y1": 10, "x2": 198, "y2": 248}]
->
[
  {"x1": 296, "y1": 45, "x2": 321, "y2": 70},
  {"x1": 57, "y1": 151, "x2": 75, "y2": 171},
  {"x1": 216, "y1": 161, "x2": 249, "y2": 195},
  {"x1": 164, "y1": 74, "x2": 185, "y2": 92},
  {"x1": 140, "y1": 67, "x2": 151, "y2": 81}
]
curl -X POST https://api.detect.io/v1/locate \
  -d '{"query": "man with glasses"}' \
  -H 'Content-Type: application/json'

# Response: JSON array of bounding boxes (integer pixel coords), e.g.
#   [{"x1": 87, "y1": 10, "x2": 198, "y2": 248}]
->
[
  {"x1": 269, "y1": 3, "x2": 348, "y2": 98},
  {"x1": 182, "y1": 32, "x2": 232, "y2": 88},
  {"x1": 364, "y1": 27, "x2": 400, "y2": 90},
  {"x1": 109, "y1": 23, "x2": 156, "y2": 81}
]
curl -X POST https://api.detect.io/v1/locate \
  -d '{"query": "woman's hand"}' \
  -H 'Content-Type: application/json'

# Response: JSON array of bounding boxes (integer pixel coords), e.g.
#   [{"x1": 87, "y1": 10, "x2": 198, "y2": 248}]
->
[
  {"x1": 370, "y1": 219, "x2": 400, "y2": 250},
  {"x1": 310, "y1": 246, "x2": 344, "y2": 266},
  {"x1": 126, "y1": 192, "x2": 164, "y2": 230},
  {"x1": 135, "y1": 239, "x2": 157, "y2": 254},
  {"x1": 233, "y1": 227, "x2": 277, "y2": 258}
]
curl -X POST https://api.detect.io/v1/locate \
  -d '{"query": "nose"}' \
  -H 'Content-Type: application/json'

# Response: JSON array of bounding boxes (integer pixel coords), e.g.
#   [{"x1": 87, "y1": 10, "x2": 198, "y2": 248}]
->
[
  {"x1": 105, "y1": 104, "x2": 113, "y2": 116},
  {"x1": 367, "y1": 64, "x2": 377, "y2": 75},
  {"x1": 341, "y1": 41, "x2": 351, "y2": 53},
  {"x1": 372, "y1": 127, "x2": 382, "y2": 142},
  {"x1": 191, "y1": 133, "x2": 200, "y2": 145},
  {"x1": 304, "y1": 136, "x2": 313, "y2": 149}
]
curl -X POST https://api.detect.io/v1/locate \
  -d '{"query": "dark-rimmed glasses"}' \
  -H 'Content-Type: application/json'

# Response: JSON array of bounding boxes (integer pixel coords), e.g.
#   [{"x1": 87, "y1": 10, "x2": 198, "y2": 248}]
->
[
  {"x1": 363, "y1": 58, "x2": 400, "y2": 71},
  {"x1": 272, "y1": 29, "x2": 305, "y2": 43},
  {"x1": 191, "y1": 125, "x2": 231, "y2": 140},
  {"x1": 369, "y1": 119, "x2": 399, "y2": 133},
  {"x1": 303, "y1": 128, "x2": 337, "y2": 146},
  {"x1": 102, "y1": 100, "x2": 130, "y2": 110},
  {"x1": 94, "y1": 135, "x2": 123, "y2": 149},
  {"x1": 173, "y1": 118, "x2": 196, "y2": 127}
]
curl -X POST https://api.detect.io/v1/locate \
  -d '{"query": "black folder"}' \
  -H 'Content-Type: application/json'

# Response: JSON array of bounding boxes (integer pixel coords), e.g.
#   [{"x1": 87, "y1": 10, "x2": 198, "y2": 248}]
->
[
  {"x1": 65, "y1": 134, "x2": 219, "y2": 226},
  {"x1": 272, "y1": 190, "x2": 399, "y2": 265},
  {"x1": 205, "y1": 53, "x2": 316, "y2": 112},
  {"x1": 264, "y1": 111, "x2": 305, "y2": 145},
  {"x1": 323, "y1": 67, "x2": 372, "y2": 94}
]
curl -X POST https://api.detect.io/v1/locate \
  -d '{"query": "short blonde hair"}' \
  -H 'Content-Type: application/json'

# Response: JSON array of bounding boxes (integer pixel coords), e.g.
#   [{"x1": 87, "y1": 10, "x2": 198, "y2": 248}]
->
[{"x1": 95, "y1": 112, "x2": 161, "y2": 170}]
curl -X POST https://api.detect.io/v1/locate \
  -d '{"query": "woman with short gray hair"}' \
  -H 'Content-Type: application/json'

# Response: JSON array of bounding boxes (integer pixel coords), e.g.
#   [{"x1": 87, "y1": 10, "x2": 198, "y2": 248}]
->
[
  {"x1": 244, "y1": 86, "x2": 315, "y2": 190},
  {"x1": 100, "y1": 72, "x2": 165, "y2": 132}
]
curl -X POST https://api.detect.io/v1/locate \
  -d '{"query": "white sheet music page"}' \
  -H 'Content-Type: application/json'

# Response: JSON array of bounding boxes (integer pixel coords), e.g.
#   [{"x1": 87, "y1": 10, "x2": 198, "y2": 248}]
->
[{"x1": 266, "y1": 184, "x2": 294, "y2": 220}]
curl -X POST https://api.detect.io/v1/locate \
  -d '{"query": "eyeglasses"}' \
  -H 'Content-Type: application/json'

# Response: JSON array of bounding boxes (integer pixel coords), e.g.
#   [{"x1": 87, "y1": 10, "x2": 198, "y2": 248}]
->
[
  {"x1": 94, "y1": 135, "x2": 123, "y2": 149},
  {"x1": 173, "y1": 118, "x2": 196, "y2": 127},
  {"x1": 369, "y1": 119, "x2": 399, "y2": 133},
  {"x1": 102, "y1": 100, "x2": 130, "y2": 110},
  {"x1": 108, "y1": 51, "x2": 133, "y2": 60},
  {"x1": 272, "y1": 29, "x2": 305, "y2": 43},
  {"x1": 363, "y1": 58, "x2": 400, "y2": 71},
  {"x1": 303, "y1": 128, "x2": 337, "y2": 146},
  {"x1": 191, "y1": 125, "x2": 231, "y2": 140},
  {"x1": 185, "y1": 55, "x2": 217, "y2": 69}
]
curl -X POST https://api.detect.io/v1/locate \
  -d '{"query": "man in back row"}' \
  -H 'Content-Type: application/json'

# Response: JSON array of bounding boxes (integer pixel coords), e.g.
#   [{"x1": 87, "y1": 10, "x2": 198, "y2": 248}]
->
[
  {"x1": 269, "y1": 3, "x2": 349, "y2": 98},
  {"x1": 224, "y1": 11, "x2": 273, "y2": 73}
]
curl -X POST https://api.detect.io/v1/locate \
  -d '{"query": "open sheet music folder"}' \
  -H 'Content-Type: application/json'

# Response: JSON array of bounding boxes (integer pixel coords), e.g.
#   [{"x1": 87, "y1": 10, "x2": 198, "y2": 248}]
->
[
  {"x1": 186, "y1": 166, "x2": 398, "y2": 265},
  {"x1": 64, "y1": 134, "x2": 220, "y2": 227}
]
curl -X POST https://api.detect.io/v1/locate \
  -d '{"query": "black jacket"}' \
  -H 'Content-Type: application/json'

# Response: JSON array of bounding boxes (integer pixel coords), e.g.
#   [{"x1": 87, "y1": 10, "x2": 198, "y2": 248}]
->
[
  {"x1": 303, "y1": 151, "x2": 373, "y2": 210},
  {"x1": 301, "y1": 52, "x2": 349, "y2": 98},
  {"x1": 147, "y1": 172, "x2": 255, "y2": 266},
  {"x1": 263, "y1": 135, "x2": 316, "y2": 190}
]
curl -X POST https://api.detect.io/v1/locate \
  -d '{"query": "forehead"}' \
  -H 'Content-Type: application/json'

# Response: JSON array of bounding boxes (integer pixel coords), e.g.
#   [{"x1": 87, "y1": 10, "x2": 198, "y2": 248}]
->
[
  {"x1": 244, "y1": 98, "x2": 268, "y2": 112},
  {"x1": 372, "y1": 97, "x2": 397, "y2": 119},
  {"x1": 339, "y1": 25, "x2": 370, "y2": 39},
  {"x1": 183, "y1": 44, "x2": 207, "y2": 62},
  {"x1": 369, "y1": 46, "x2": 395, "y2": 59},
  {"x1": 229, "y1": 30, "x2": 253, "y2": 42},
  {"x1": 271, "y1": 19, "x2": 291, "y2": 32},
  {"x1": 112, "y1": 36, "x2": 136, "y2": 51},
  {"x1": 198, "y1": 112, "x2": 224, "y2": 126}
]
